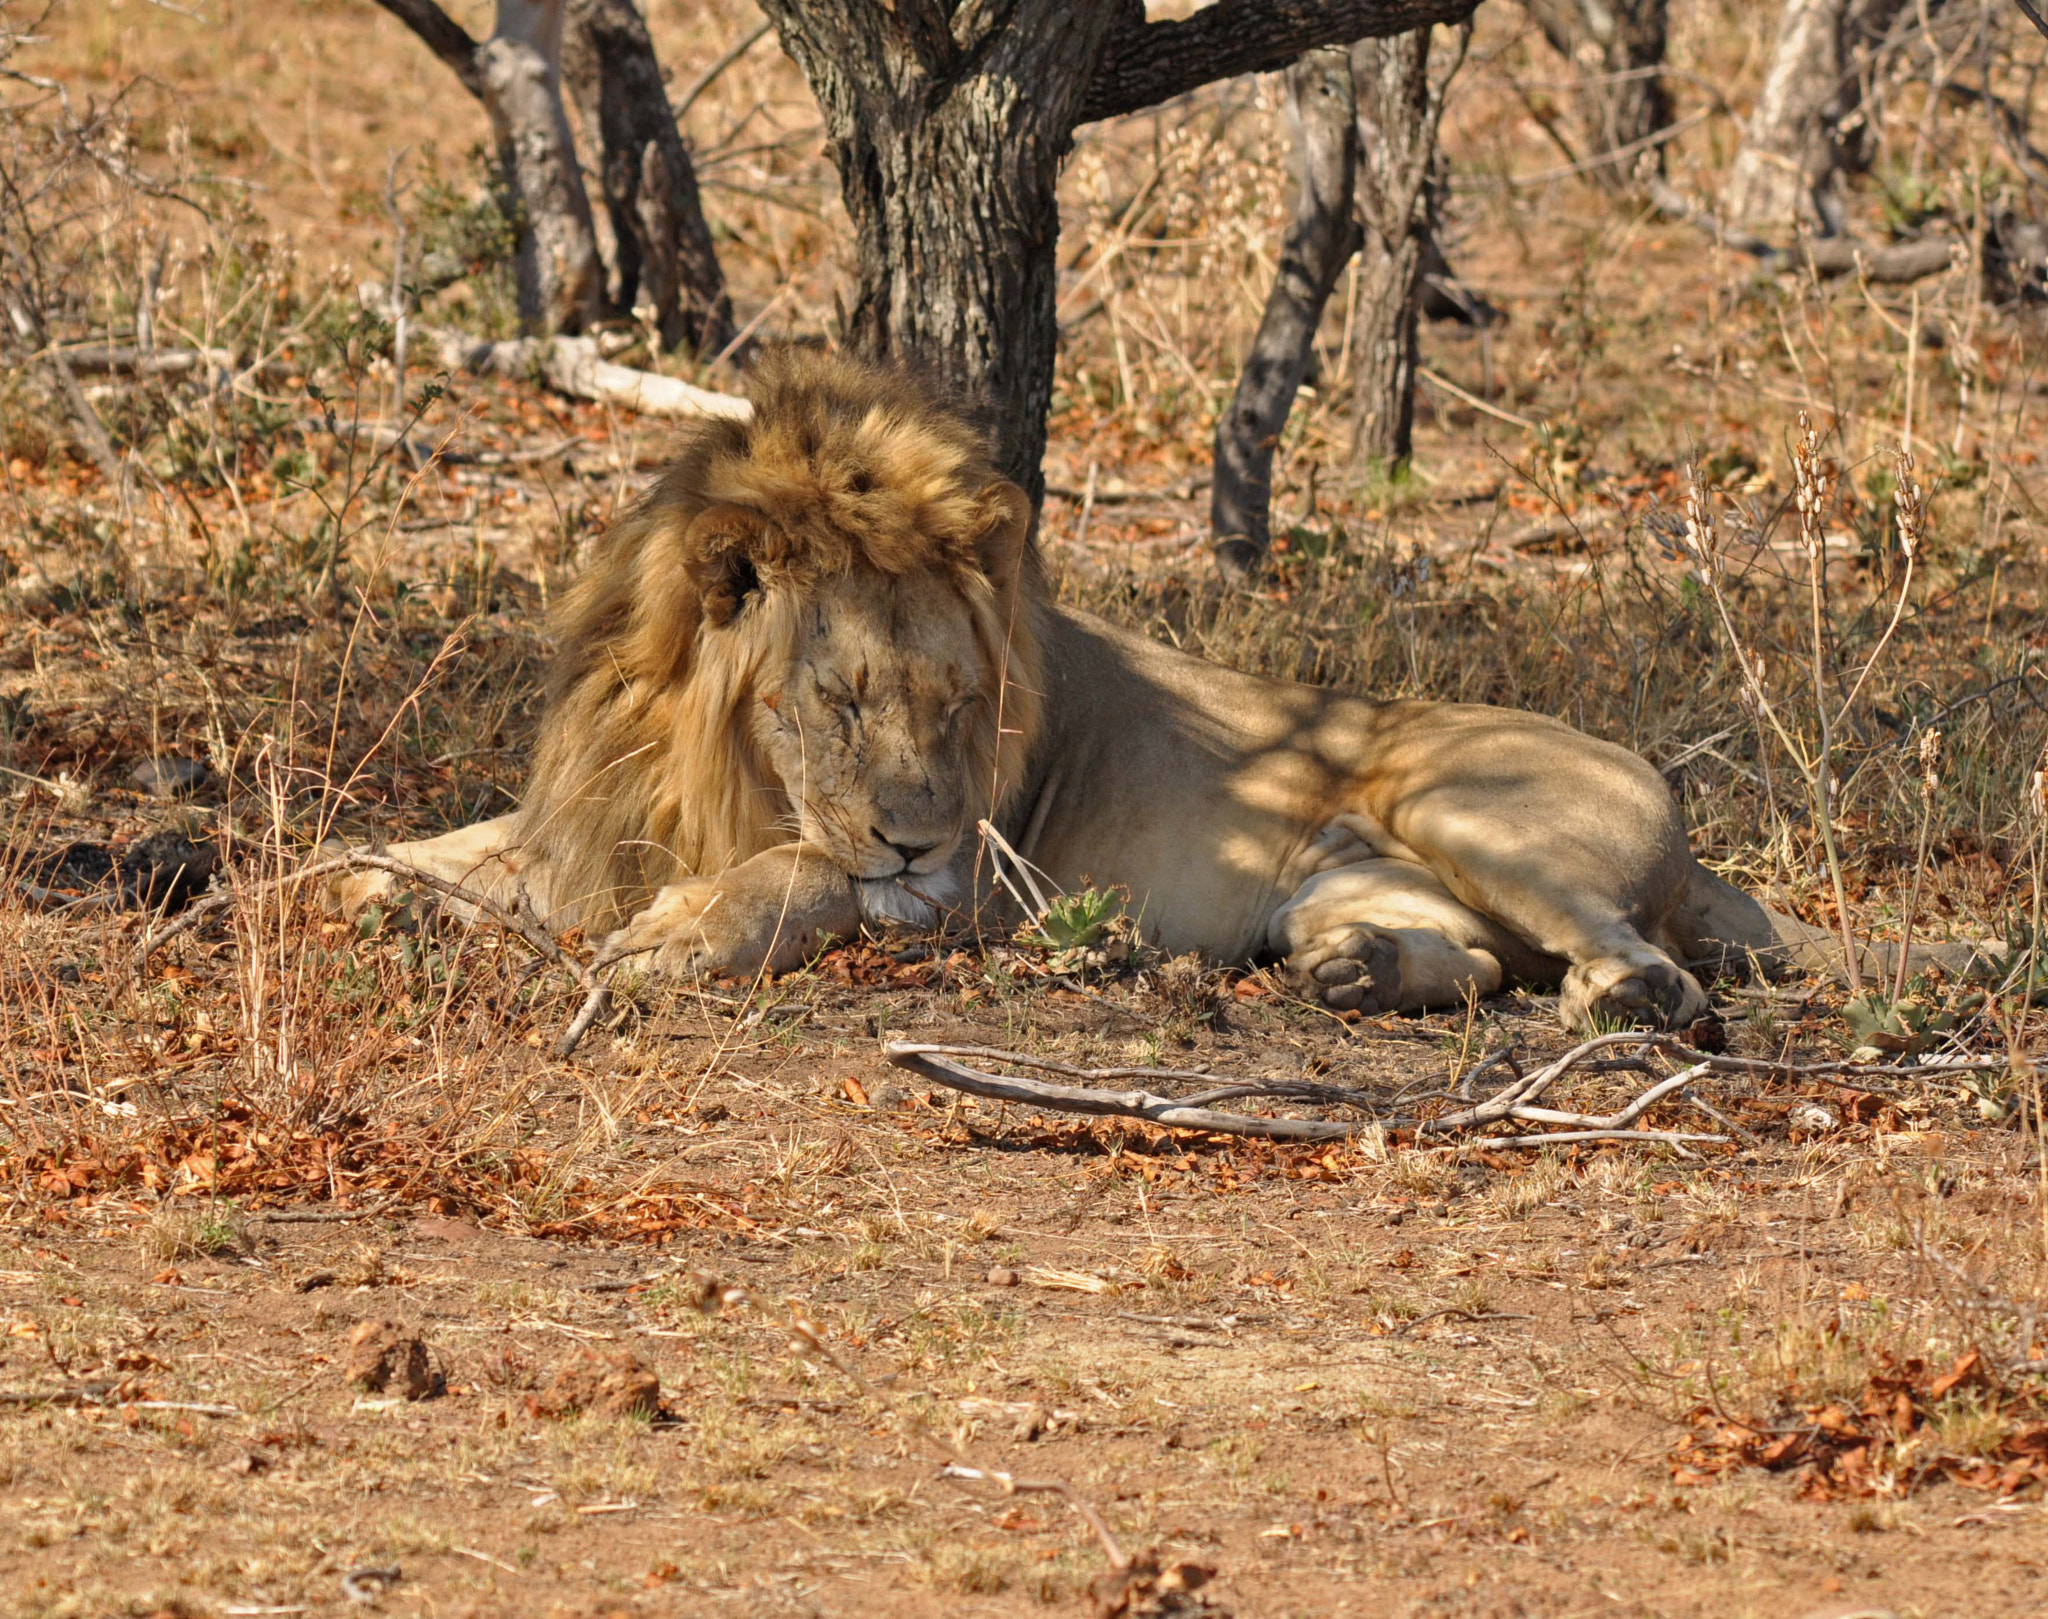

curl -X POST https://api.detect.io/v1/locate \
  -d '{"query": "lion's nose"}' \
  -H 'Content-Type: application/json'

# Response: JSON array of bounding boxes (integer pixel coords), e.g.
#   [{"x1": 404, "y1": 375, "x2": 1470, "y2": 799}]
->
[{"x1": 875, "y1": 829, "x2": 942, "y2": 867}]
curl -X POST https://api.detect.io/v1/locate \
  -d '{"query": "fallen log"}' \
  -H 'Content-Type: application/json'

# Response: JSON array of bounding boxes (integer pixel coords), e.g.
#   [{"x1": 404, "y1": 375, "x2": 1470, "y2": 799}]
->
[
  {"x1": 1647, "y1": 178, "x2": 1962, "y2": 285},
  {"x1": 419, "y1": 327, "x2": 751, "y2": 420}
]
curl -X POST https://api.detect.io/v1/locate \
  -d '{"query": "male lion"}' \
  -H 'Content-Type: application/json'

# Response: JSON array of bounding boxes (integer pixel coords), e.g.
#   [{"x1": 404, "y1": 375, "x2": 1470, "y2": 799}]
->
[{"x1": 337, "y1": 352, "x2": 1873, "y2": 1030}]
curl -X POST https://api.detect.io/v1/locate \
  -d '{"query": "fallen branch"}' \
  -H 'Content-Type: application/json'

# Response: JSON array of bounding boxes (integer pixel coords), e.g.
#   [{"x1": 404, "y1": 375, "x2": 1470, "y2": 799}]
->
[
  {"x1": 1647, "y1": 179, "x2": 1961, "y2": 285},
  {"x1": 58, "y1": 344, "x2": 235, "y2": 378},
  {"x1": 883, "y1": 1033, "x2": 2010, "y2": 1149},
  {"x1": 139, "y1": 852, "x2": 610, "y2": 1061},
  {"x1": 885, "y1": 1044, "x2": 1368, "y2": 1142},
  {"x1": 5, "y1": 294, "x2": 123, "y2": 485},
  {"x1": 419, "y1": 327, "x2": 750, "y2": 420}
]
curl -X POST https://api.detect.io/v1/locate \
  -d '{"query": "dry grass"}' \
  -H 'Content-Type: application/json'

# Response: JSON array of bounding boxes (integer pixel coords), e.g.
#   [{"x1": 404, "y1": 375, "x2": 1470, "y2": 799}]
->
[{"x1": 3, "y1": 0, "x2": 2048, "y2": 1612}]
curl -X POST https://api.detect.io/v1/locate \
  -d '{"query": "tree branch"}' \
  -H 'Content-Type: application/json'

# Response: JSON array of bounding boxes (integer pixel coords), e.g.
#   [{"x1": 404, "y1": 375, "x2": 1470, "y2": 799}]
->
[
  {"x1": 1080, "y1": 0, "x2": 1478, "y2": 125},
  {"x1": 1646, "y1": 177, "x2": 1963, "y2": 284},
  {"x1": 884, "y1": 1035, "x2": 2009, "y2": 1149},
  {"x1": 417, "y1": 327, "x2": 751, "y2": 419},
  {"x1": 371, "y1": 0, "x2": 484, "y2": 101}
]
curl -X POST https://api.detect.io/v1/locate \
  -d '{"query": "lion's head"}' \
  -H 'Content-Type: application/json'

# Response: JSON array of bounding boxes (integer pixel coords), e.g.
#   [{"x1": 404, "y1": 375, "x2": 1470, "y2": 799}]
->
[{"x1": 518, "y1": 352, "x2": 1045, "y2": 927}]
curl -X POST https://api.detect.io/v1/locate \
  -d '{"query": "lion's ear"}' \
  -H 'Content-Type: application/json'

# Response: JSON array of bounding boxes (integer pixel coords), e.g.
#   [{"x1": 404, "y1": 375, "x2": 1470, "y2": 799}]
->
[
  {"x1": 974, "y1": 480, "x2": 1034, "y2": 584},
  {"x1": 682, "y1": 504, "x2": 767, "y2": 627}
]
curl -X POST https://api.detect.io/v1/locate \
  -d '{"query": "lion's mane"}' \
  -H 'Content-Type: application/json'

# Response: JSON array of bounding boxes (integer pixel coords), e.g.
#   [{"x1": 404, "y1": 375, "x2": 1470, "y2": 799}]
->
[{"x1": 516, "y1": 351, "x2": 1047, "y2": 926}]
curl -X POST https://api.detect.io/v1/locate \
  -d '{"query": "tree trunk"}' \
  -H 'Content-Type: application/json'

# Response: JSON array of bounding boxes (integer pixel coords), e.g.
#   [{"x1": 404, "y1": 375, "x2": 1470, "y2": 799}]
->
[
  {"x1": 477, "y1": 1, "x2": 605, "y2": 334},
  {"x1": 1350, "y1": 27, "x2": 1449, "y2": 469},
  {"x1": 756, "y1": 3, "x2": 1123, "y2": 500},
  {"x1": 757, "y1": 0, "x2": 1477, "y2": 501},
  {"x1": 1524, "y1": 0, "x2": 1670, "y2": 190},
  {"x1": 1721, "y1": 0, "x2": 1911, "y2": 236},
  {"x1": 562, "y1": 0, "x2": 737, "y2": 359},
  {"x1": 1212, "y1": 49, "x2": 1362, "y2": 579}
]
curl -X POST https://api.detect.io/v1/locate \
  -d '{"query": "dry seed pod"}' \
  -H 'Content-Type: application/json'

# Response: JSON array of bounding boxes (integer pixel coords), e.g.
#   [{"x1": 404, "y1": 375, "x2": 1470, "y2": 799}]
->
[
  {"x1": 1682, "y1": 465, "x2": 1720, "y2": 576},
  {"x1": 1892, "y1": 448, "x2": 1925, "y2": 560},
  {"x1": 1792, "y1": 413, "x2": 1830, "y2": 555},
  {"x1": 1919, "y1": 729, "x2": 1942, "y2": 800}
]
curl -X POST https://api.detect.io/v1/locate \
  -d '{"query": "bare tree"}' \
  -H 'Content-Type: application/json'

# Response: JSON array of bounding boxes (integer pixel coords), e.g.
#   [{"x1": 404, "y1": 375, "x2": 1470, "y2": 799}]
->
[
  {"x1": 1211, "y1": 25, "x2": 1465, "y2": 577},
  {"x1": 1721, "y1": 0, "x2": 1913, "y2": 236},
  {"x1": 1350, "y1": 27, "x2": 1456, "y2": 467},
  {"x1": 755, "y1": 0, "x2": 1478, "y2": 500},
  {"x1": 1212, "y1": 49, "x2": 1361, "y2": 579},
  {"x1": 561, "y1": 0, "x2": 736, "y2": 356},
  {"x1": 1523, "y1": 0, "x2": 1671, "y2": 189},
  {"x1": 372, "y1": 0, "x2": 733, "y2": 351}
]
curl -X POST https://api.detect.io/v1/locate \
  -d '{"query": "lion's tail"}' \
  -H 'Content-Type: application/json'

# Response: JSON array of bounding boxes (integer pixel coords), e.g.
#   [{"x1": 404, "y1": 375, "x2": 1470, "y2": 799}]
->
[{"x1": 1674, "y1": 862, "x2": 2003, "y2": 989}]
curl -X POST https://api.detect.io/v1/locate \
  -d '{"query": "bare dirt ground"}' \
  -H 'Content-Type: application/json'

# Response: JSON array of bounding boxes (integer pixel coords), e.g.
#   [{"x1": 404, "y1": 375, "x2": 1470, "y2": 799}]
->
[
  {"x1": 8, "y1": 977, "x2": 2048, "y2": 1619},
  {"x1": 5, "y1": 1, "x2": 2048, "y2": 1615}
]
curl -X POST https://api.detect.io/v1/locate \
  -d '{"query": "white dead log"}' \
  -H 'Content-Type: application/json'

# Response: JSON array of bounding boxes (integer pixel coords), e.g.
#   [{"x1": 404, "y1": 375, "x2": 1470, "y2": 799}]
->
[{"x1": 419, "y1": 327, "x2": 751, "y2": 420}]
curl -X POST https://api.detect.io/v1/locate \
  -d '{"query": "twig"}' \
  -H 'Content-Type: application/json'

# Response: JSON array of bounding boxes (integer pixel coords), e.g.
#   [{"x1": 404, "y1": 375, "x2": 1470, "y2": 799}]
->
[
  {"x1": 887, "y1": 1045, "x2": 1368, "y2": 1142},
  {"x1": 937, "y1": 1463, "x2": 1128, "y2": 1570},
  {"x1": 674, "y1": 19, "x2": 775, "y2": 123},
  {"x1": 556, "y1": 972, "x2": 618, "y2": 1061},
  {"x1": 5, "y1": 293, "x2": 124, "y2": 485},
  {"x1": 1418, "y1": 367, "x2": 1537, "y2": 431},
  {"x1": 1450, "y1": 1128, "x2": 1726, "y2": 1149}
]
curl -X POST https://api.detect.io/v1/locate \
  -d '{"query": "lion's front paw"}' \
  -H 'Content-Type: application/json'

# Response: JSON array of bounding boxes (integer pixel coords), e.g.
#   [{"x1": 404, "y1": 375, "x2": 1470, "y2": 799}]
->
[
  {"x1": 1289, "y1": 925, "x2": 1404, "y2": 1015},
  {"x1": 601, "y1": 878, "x2": 740, "y2": 978},
  {"x1": 1558, "y1": 952, "x2": 1705, "y2": 1032},
  {"x1": 328, "y1": 866, "x2": 398, "y2": 918}
]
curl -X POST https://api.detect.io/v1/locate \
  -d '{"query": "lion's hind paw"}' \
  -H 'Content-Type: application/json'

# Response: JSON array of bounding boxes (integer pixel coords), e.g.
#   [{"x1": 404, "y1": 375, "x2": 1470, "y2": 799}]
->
[
  {"x1": 1558, "y1": 952, "x2": 1705, "y2": 1032},
  {"x1": 1289, "y1": 925, "x2": 1404, "y2": 1015}
]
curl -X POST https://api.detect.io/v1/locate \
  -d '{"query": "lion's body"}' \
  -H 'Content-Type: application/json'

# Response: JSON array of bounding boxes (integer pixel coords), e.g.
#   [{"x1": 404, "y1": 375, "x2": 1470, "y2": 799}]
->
[{"x1": 340, "y1": 352, "x2": 1842, "y2": 1031}]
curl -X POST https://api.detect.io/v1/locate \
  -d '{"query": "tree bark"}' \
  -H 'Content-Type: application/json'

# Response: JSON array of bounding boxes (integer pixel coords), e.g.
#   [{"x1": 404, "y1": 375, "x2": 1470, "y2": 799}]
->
[
  {"x1": 1524, "y1": 0, "x2": 1670, "y2": 190},
  {"x1": 1350, "y1": 27, "x2": 1450, "y2": 469},
  {"x1": 479, "y1": 1, "x2": 605, "y2": 334},
  {"x1": 1721, "y1": 0, "x2": 1911, "y2": 237},
  {"x1": 1082, "y1": 0, "x2": 1486, "y2": 124},
  {"x1": 562, "y1": 0, "x2": 737, "y2": 358},
  {"x1": 1212, "y1": 49, "x2": 1362, "y2": 579},
  {"x1": 758, "y1": 0, "x2": 1477, "y2": 500},
  {"x1": 757, "y1": 3, "x2": 1124, "y2": 500}
]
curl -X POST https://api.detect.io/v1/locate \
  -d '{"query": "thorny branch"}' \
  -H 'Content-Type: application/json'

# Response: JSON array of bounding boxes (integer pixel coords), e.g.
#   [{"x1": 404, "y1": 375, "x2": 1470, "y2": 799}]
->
[{"x1": 885, "y1": 1033, "x2": 2013, "y2": 1149}]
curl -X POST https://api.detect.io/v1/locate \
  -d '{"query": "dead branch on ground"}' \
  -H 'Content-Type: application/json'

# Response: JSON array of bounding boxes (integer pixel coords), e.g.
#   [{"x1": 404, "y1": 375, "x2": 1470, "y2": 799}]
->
[
  {"x1": 1646, "y1": 176, "x2": 1962, "y2": 283},
  {"x1": 419, "y1": 327, "x2": 750, "y2": 420},
  {"x1": 884, "y1": 1033, "x2": 2011, "y2": 1149}
]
